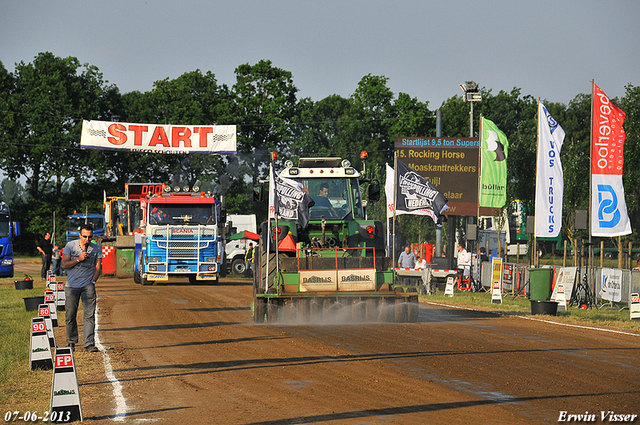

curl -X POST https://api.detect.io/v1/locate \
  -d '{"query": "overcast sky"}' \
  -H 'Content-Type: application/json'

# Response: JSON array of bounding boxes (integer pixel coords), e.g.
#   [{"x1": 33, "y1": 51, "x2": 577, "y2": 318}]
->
[{"x1": 2, "y1": 0, "x2": 639, "y2": 109}]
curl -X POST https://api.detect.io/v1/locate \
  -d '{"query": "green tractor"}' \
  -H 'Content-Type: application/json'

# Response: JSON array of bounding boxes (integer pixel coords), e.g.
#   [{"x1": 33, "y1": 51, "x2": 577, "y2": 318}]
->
[{"x1": 252, "y1": 157, "x2": 419, "y2": 323}]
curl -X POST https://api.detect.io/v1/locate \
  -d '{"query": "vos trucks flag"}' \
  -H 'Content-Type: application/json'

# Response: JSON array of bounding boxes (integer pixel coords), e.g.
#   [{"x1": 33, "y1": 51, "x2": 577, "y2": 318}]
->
[
  {"x1": 268, "y1": 163, "x2": 312, "y2": 229},
  {"x1": 535, "y1": 102, "x2": 565, "y2": 238},
  {"x1": 479, "y1": 117, "x2": 509, "y2": 208},
  {"x1": 391, "y1": 159, "x2": 449, "y2": 225},
  {"x1": 591, "y1": 84, "x2": 631, "y2": 237},
  {"x1": 81, "y1": 120, "x2": 236, "y2": 154}
]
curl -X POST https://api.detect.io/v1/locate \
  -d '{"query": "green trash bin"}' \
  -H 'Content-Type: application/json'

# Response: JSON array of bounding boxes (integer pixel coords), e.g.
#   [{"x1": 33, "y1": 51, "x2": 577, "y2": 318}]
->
[{"x1": 529, "y1": 268, "x2": 553, "y2": 301}]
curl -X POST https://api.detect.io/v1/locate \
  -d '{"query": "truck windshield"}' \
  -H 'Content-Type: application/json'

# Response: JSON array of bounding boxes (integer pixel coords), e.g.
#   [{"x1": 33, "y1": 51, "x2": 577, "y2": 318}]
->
[
  {"x1": 0, "y1": 218, "x2": 9, "y2": 238},
  {"x1": 68, "y1": 217, "x2": 104, "y2": 232},
  {"x1": 149, "y1": 204, "x2": 216, "y2": 225},
  {"x1": 299, "y1": 178, "x2": 364, "y2": 220}
]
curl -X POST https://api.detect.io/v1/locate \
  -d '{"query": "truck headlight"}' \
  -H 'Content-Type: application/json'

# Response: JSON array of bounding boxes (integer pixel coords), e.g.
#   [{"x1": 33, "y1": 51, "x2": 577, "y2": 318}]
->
[
  {"x1": 1, "y1": 259, "x2": 12, "y2": 265},
  {"x1": 149, "y1": 265, "x2": 157, "y2": 271},
  {"x1": 150, "y1": 257, "x2": 160, "y2": 263},
  {"x1": 205, "y1": 257, "x2": 216, "y2": 263}
]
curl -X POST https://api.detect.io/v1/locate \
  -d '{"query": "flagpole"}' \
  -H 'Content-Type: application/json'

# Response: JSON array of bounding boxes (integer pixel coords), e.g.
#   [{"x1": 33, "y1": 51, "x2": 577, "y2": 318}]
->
[
  {"x1": 265, "y1": 164, "x2": 272, "y2": 292},
  {"x1": 392, "y1": 152, "x2": 398, "y2": 270},
  {"x1": 533, "y1": 98, "x2": 540, "y2": 267},
  {"x1": 386, "y1": 163, "x2": 391, "y2": 257},
  {"x1": 589, "y1": 80, "x2": 594, "y2": 254},
  {"x1": 477, "y1": 115, "x2": 483, "y2": 221}
]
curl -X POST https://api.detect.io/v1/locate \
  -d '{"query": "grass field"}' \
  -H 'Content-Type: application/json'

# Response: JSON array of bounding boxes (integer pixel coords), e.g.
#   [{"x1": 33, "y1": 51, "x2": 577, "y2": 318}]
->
[{"x1": 0, "y1": 278, "x2": 55, "y2": 414}]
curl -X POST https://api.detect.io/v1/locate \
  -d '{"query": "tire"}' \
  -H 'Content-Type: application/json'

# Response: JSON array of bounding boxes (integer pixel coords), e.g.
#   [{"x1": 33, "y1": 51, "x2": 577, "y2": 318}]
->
[
  {"x1": 408, "y1": 298, "x2": 419, "y2": 322},
  {"x1": 296, "y1": 298, "x2": 310, "y2": 323},
  {"x1": 378, "y1": 298, "x2": 393, "y2": 322},
  {"x1": 352, "y1": 298, "x2": 365, "y2": 322},
  {"x1": 365, "y1": 298, "x2": 378, "y2": 322},
  {"x1": 141, "y1": 275, "x2": 151, "y2": 286},
  {"x1": 253, "y1": 297, "x2": 266, "y2": 323},
  {"x1": 394, "y1": 298, "x2": 408, "y2": 323},
  {"x1": 133, "y1": 265, "x2": 141, "y2": 284},
  {"x1": 232, "y1": 258, "x2": 246, "y2": 275}
]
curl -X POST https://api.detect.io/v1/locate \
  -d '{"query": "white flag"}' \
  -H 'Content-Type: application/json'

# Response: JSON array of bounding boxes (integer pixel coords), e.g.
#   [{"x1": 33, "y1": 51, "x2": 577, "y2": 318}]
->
[
  {"x1": 385, "y1": 164, "x2": 395, "y2": 219},
  {"x1": 535, "y1": 103, "x2": 565, "y2": 238}
]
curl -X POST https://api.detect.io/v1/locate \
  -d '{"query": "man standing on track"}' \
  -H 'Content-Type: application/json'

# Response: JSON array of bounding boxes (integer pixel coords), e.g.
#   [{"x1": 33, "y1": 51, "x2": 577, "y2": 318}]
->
[
  {"x1": 37, "y1": 231, "x2": 53, "y2": 279},
  {"x1": 61, "y1": 224, "x2": 102, "y2": 352}
]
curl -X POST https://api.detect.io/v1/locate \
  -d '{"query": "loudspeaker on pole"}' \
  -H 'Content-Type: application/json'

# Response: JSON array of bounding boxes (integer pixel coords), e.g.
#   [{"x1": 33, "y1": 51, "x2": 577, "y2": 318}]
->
[
  {"x1": 575, "y1": 210, "x2": 588, "y2": 230},
  {"x1": 466, "y1": 224, "x2": 477, "y2": 241},
  {"x1": 30, "y1": 317, "x2": 53, "y2": 370},
  {"x1": 50, "y1": 347, "x2": 83, "y2": 423}
]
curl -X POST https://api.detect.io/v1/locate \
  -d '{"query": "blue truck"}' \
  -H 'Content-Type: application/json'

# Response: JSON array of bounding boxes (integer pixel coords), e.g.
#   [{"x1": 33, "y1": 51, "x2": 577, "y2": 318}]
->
[
  {"x1": 0, "y1": 201, "x2": 20, "y2": 277},
  {"x1": 66, "y1": 212, "x2": 105, "y2": 243},
  {"x1": 133, "y1": 185, "x2": 226, "y2": 285}
]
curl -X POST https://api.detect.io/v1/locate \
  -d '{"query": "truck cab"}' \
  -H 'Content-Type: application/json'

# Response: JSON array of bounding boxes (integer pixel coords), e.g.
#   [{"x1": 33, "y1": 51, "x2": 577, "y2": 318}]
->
[{"x1": 134, "y1": 186, "x2": 226, "y2": 285}]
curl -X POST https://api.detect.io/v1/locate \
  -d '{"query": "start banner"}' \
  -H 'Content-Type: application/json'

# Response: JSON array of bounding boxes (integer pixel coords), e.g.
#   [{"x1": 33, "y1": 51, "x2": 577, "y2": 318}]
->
[{"x1": 81, "y1": 120, "x2": 236, "y2": 154}]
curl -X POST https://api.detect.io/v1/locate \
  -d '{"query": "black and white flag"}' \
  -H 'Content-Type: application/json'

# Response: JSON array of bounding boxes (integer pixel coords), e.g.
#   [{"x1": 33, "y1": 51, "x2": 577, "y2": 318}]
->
[
  {"x1": 392, "y1": 158, "x2": 449, "y2": 224},
  {"x1": 268, "y1": 163, "x2": 312, "y2": 228}
]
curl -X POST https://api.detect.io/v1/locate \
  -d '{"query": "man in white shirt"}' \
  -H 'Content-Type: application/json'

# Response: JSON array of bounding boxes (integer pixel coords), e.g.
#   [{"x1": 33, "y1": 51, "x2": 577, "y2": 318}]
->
[{"x1": 457, "y1": 243, "x2": 470, "y2": 277}]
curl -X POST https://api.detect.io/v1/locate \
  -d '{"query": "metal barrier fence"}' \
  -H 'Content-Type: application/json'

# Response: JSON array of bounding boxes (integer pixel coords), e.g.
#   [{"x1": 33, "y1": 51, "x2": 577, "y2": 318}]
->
[{"x1": 479, "y1": 261, "x2": 640, "y2": 306}]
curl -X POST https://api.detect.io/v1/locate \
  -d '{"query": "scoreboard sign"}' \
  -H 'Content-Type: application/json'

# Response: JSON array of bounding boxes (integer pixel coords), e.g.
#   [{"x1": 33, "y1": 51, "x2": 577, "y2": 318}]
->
[
  {"x1": 126, "y1": 183, "x2": 164, "y2": 200},
  {"x1": 394, "y1": 137, "x2": 482, "y2": 216}
]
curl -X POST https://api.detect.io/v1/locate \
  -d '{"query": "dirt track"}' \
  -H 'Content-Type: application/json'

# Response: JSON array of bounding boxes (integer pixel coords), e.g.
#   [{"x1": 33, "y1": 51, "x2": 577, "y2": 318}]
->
[{"x1": 17, "y1": 258, "x2": 640, "y2": 424}]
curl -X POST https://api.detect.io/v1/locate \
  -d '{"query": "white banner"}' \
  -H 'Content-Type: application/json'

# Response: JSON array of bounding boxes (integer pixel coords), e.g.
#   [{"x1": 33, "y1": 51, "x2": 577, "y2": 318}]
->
[
  {"x1": 535, "y1": 103, "x2": 565, "y2": 238},
  {"x1": 599, "y1": 267, "x2": 622, "y2": 303},
  {"x1": 80, "y1": 120, "x2": 236, "y2": 154},
  {"x1": 591, "y1": 175, "x2": 632, "y2": 236}
]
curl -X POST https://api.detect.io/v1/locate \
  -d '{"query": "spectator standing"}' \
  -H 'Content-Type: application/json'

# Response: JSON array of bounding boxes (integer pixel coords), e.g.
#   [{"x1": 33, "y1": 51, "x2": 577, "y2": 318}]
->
[
  {"x1": 61, "y1": 224, "x2": 102, "y2": 352},
  {"x1": 478, "y1": 247, "x2": 489, "y2": 263},
  {"x1": 37, "y1": 232, "x2": 53, "y2": 279},
  {"x1": 245, "y1": 243, "x2": 254, "y2": 278},
  {"x1": 52, "y1": 244, "x2": 62, "y2": 276},
  {"x1": 457, "y1": 243, "x2": 471, "y2": 277},
  {"x1": 397, "y1": 246, "x2": 416, "y2": 269}
]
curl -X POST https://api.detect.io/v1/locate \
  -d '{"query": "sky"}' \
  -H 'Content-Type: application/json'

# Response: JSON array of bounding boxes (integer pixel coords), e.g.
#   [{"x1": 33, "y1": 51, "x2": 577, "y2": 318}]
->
[{"x1": 1, "y1": 0, "x2": 639, "y2": 110}]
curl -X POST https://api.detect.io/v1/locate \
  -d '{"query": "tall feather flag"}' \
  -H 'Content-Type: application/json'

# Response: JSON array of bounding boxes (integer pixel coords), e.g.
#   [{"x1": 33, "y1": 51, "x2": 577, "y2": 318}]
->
[
  {"x1": 268, "y1": 163, "x2": 312, "y2": 228},
  {"x1": 479, "y1": 117, "x2": 509, "y2": 208},
  {"x1": 591, "y1": 83, "x2": 631, "y2": 237},
  {"x1": 535, "y1": 102, "x2": 565, "y2": 238},
  {"x1": 386, "y1": 158, "x2": 449, "y2": 225}
]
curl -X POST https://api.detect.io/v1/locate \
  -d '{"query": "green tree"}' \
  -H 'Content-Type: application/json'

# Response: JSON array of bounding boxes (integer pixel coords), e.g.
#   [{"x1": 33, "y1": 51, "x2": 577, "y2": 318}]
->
[{"x1": 0, "y1": 52, "x2": 119, "y2": 243}]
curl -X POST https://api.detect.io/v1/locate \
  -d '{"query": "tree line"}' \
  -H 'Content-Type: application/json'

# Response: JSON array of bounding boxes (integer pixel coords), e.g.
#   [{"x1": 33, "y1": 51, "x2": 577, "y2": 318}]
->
[{"x1": 1, "y1": 52, "x2": 638, "y2": 254}]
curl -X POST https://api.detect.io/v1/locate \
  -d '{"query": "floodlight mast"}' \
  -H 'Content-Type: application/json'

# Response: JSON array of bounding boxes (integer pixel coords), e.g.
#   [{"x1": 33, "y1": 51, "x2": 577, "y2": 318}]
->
[{"x1": 460, "y1": 81, "x2": 482, "y2": 137}]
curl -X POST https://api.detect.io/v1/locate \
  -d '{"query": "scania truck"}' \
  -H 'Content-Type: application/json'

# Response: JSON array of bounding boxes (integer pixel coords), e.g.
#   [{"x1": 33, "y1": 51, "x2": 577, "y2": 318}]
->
[{"x1": 133, "y1": 185, "x2": 226, "y2": 285}]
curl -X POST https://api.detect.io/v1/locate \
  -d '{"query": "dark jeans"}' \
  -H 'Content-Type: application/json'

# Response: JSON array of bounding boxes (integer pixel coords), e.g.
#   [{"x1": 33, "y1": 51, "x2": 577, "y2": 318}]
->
[
  {"x1": 41, "y1": 255, "x2": 52, "y2": 279},
  {"x1": 65, "y1": 283, "x2": 97, "y2": 348},
  {"x1": 52, "y1": 258, "x2": 62, "y2": 276}
]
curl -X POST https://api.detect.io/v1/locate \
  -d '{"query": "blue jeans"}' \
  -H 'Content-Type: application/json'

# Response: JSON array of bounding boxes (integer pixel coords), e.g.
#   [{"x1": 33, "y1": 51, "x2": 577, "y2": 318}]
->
[
  {"x1": 41, "y1": 255, "x2": 52, "y2": 279},
  {"x1": 65, "y1": 283, "x2": 97, "y2": 348},
  {"x1": 52, "y1": 258, "x2": 61, "y2": 276}
]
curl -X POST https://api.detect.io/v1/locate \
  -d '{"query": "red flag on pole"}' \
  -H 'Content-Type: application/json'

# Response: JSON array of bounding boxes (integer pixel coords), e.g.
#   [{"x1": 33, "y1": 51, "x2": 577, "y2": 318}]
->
[{"x1": 591, "y1": 83, "x2": 631, "y2": 236}]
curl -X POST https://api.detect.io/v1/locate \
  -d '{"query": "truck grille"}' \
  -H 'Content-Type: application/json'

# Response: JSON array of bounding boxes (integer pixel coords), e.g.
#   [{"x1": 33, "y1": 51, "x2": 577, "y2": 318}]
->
[{"x1": 148, "y1": 225, "x2": 217, "y2": 262}]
